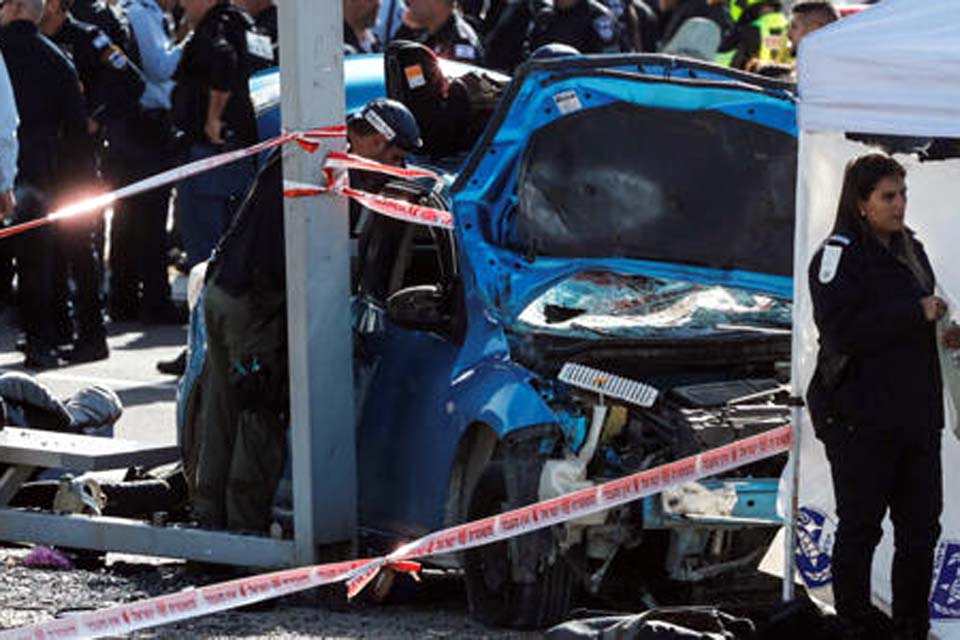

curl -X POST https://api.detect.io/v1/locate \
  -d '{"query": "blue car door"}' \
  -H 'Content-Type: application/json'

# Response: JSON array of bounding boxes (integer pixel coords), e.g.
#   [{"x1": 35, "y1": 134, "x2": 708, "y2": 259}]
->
[{"x1": 354, "y1": 216, "x2": 463, "y2": 541}]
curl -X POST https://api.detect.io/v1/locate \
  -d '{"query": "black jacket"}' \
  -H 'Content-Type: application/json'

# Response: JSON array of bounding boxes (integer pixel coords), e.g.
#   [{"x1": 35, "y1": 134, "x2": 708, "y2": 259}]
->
[
  {"x1": 528, "y1": 0, "x2": 619, "y2": 54},
  {"x1": 395, "y1": 12, "x2": 484, "y2": 64},
  {"x1": 807, "y1": 230, "x2": 943, "y2": 445},
  {"x1": 208, "y1": 150, "x2": 284, "y2": 295},
  {"x1": 171, "y1": 2, "x2": 268, "y2": 147},
  {"x1": 0, "y1": 20, "x2": 90, "y2": 194},
  {"x1": 50, "y1": 15, "x2": 144, "y2": 128}
]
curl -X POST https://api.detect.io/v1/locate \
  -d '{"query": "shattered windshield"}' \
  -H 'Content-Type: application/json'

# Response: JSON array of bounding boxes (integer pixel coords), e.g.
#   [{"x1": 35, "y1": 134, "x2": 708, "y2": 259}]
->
[{"x1": 517, "y1": 271, "x2": 791, "y2": 340}]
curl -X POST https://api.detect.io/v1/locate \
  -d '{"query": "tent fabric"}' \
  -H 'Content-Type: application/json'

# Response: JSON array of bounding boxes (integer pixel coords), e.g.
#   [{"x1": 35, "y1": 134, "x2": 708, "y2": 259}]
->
[
  {"x1": 792, "y1": 2, "x2": 960, "y2": 635},
  {"x1": 797, "y1": 0, "x2": 960, "y2": 137}
]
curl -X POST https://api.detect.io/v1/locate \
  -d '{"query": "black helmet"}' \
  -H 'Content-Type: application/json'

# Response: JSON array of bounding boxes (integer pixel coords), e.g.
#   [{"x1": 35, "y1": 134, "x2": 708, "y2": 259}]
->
[
  {"x1": 353, "y1": 98, "x2": 423, "y2": 151},
  {"x1": 530, "y1": 43, "x2": 581, "y2": 60}
]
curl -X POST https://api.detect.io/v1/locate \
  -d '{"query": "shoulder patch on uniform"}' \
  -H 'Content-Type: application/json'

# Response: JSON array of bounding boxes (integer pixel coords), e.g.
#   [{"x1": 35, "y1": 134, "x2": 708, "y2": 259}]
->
[
  {"x1": 454, "y1": 44, "x2": 477, "y2": 60},
  {"x1": 105, "y1": 46, "x2": 128, "y2": 70},
  {"x1": 819, "y1": 244, "x2": 844, "y2": 284},
  {"x1": 593, "y1": 15, "x2": 615, "y2": 43},
  {"x1": 92, "y1": 33, "x2": 111, "y2": 49},
  {"x1": 245, "y1": 31, "x2": 273, "y2": 60},
  {"x1": 404, "y1": 64, "x2": 426, "y2": 89}
]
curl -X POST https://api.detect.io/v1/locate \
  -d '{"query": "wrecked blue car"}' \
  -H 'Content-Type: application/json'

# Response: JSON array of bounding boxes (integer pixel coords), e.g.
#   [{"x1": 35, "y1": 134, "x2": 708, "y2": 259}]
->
[
  {"x1": 182, "y1": 52, "x2": 798, "y2": 628},
  {"x1": 352, "y1": 53, "x2": 797, "y2": 627}
]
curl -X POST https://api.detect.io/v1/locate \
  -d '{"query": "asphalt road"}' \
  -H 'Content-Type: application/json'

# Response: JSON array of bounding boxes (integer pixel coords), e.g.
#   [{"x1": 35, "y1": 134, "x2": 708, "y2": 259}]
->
[{"x1": 0, "y1": 308, "x2": 185, "y2": 446}]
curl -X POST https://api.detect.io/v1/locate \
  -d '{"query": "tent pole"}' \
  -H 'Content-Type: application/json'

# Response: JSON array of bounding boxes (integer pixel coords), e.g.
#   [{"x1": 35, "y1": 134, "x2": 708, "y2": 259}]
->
[{"x1": 782, "y1": 403, "x2": 802, "y2": 602}]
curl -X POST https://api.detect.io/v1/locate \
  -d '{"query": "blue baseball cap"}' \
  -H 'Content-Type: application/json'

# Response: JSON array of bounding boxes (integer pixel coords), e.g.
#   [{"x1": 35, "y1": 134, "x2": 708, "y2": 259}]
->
[{"x1": 352, "y1": 98, "x2": 423, "y2": 152}]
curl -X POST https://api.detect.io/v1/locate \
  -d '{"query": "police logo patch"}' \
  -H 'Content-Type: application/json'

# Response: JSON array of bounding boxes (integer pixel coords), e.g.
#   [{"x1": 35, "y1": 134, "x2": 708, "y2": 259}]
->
[
  {"x1": 795, "y1": 506, "x2": 836, "y2": 588},
  {"x1": 818, "y1": 244, "x2": 843, "y2": 284},
  {"x1": 454, "y1": 44, "x2": 477, "y2": 60},
  {"x1": 105, "y1": 47, "x2": 128, "y2": 70},
  {"x1": 593, "y1": 15, "x2": 615, "y2": 43},
  {"x1": 931, "y1": 540, "x2": 960, "y2": 619},
  {"x1": 245, "y1": 31, "x2": 273, "y2": 61}
]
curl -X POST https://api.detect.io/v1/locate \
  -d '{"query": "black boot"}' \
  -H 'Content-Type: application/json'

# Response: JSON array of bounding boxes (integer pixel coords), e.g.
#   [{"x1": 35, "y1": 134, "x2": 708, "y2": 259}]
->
[
  {"x1": 62, "y1": 337, "x2": 109, "y2": 364},
  {"x1": 893, "y1": 617, "x2": 930, "y2": 640},
  {"x1": 156, "y1": 349, "x2": 187, "y2": 376}
]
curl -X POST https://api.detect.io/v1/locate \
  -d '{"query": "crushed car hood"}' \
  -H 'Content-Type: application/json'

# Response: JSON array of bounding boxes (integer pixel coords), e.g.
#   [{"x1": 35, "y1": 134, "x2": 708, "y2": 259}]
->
[{"x1": 452, "y1": 55, "x2": 798, "y2": 326}]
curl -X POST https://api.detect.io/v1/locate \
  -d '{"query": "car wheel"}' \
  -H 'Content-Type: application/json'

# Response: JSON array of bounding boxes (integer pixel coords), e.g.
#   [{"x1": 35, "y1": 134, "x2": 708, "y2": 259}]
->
[{"x1": 463, "y1": 462, "x2": 575, "y2": 629}]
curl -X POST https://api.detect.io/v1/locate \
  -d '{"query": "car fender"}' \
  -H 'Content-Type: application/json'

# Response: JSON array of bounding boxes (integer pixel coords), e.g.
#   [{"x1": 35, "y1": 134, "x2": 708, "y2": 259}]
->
[{"x1": 449, "y1": 358, "x2": 556, "y2": 441}]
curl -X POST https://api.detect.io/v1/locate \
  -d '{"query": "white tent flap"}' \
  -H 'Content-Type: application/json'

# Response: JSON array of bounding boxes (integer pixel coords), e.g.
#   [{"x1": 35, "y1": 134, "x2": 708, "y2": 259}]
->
[{"x1": 798, "y1": 0, "x2": 960, "y2": 138}]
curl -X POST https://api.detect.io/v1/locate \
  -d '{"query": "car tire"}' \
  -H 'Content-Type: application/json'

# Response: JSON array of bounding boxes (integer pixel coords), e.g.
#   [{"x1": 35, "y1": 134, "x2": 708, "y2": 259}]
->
[{"x1": 463, "y1": 462, "x2": 575, "y2": 629}]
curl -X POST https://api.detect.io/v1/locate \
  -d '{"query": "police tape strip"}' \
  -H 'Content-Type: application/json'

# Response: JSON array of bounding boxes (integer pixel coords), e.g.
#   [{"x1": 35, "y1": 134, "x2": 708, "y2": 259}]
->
[
  {"x1": 284, "y1": 179, "x2": 454, "y2": 230},
  {"x1": 0, "y1": 125, "x2": 433, "y2": 242},
  {"x1": 0, "y1": 425, "x2": 792, "y2": 640},
  {"x1": 324, "y1": 151, "x2": 440, "y2": 182}
]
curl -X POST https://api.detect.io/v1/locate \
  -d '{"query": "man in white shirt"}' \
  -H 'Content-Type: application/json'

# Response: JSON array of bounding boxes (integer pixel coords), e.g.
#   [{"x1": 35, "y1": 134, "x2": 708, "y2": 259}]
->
[{"x1": 0, "y1": 50, "x2": 18, "y2": 219}]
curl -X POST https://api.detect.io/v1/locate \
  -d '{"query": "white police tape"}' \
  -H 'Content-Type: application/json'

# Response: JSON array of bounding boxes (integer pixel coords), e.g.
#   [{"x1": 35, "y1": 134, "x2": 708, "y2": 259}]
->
[
  {"x1": 0, "y1": 425, "x2": 792, "y2": 640},
  {"x1": 0, "y1": 126, "x2": 451, "y2": 241}
]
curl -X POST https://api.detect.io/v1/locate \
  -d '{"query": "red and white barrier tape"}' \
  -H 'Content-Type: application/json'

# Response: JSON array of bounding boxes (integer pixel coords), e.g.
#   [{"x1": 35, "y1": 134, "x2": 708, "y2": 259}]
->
[
  {"x1": 0, "y1": 425, "x2": 792, "y2": 640},
  {"x1": 284, "y1": 179, "x2": 453, "y2": 230},
  {"x1": 0, "y1": 126, "x2": 447, "y2": 241}
]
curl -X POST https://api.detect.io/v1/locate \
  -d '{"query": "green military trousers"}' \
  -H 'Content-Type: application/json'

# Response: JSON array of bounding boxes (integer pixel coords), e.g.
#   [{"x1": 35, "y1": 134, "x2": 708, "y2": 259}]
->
[{"x1": 192, "y1": 281, "x2": 287, "y2": 533}]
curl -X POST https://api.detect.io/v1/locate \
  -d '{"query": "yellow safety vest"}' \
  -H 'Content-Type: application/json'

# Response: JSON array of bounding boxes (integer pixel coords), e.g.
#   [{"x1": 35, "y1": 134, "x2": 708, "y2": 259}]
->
[{"x1": 715, "y1": 8, "x2": 789, "y2": 66}]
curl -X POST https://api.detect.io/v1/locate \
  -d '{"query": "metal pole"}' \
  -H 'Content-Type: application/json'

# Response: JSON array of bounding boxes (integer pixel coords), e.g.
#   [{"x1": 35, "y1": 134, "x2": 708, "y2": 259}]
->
[
  {"x1": 782, "y1": 402, "x2": 801, "y2": 602},
  {"x1": 278, "y1": 1, "x2": 356, "y2": 565},
  {"x1": 783, "y1": 133, "x2": 813, "y2": 603}
]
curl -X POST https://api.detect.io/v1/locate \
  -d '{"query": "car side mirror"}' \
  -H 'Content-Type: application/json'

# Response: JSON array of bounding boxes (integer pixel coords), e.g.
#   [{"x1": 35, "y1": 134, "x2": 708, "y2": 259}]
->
[{"x1": 386, "y1": 284, "x2": 450, "y2": 331}]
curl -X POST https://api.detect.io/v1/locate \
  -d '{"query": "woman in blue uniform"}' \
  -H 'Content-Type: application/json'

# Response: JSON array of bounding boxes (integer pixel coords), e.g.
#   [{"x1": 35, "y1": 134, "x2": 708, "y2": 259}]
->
[{"x1": 808, "y1": 153, "x2": 960, "y2": 640}]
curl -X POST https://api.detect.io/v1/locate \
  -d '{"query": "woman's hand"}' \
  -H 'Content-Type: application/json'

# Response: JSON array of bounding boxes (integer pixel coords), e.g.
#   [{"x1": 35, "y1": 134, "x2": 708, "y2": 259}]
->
[
  {"x1": 944, "y1": 323, "x2": 960, "y2": 350},
  {"x1": 921, "y1": 295, "x2": 948, "y2": 322}
]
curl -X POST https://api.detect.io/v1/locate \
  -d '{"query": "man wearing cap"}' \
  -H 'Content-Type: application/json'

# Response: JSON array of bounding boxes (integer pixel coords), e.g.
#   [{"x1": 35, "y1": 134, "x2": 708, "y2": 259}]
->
[
  {"x1": 190, "y1": 98, "x2": 422, "y2": 534},
  {"x1": 395, "y1": 0, "x2": 484, "y2": 64}
]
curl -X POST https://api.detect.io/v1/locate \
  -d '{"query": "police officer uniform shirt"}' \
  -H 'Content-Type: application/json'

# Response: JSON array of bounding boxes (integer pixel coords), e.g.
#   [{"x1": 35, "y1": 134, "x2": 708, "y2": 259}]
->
[
  {"x1": 70, "y1": 0, "x2": 134, "y2": 57},
  {"x1": 171, "y1": 1, "x2": 269, "y2": 147},
  {"x1": 124, "y1": 0, "x2": 182, "y2": 111},
  {"x1": 396, "y1": 11, "x2": 484, "y2": 64},
  {"x1": 808, "y1": 230, "x2": 943, "y2": 446},
  {"x1": 50, "y1": 15, "x2": 144, "y2": 130},
  {"x1": 529, "y1": 0, "x2": 619, "y2": 55},
  {"x1": 0, "y1": 19, "x2": 89, "y2": 191}
]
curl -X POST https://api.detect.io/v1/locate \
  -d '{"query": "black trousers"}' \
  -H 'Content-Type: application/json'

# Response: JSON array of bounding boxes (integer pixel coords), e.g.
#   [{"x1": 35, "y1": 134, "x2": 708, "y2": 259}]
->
[
  {"x1": 55, "y1": 213, "x2": 107, "y2": 343},
  {"x1": 11, "y1": 185, "x2": 57, "y2": 350},
  {"x1": 823, "y1": 427, "x2": 942, "y2": 627},
  {"x1": 106, "y1": 133, "x2": 173, "y2": 318}
]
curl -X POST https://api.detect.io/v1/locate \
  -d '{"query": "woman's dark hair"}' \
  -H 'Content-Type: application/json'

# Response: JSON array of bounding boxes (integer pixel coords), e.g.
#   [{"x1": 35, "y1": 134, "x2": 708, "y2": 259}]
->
[{"x1": 832, "y1": 153, "x2": 906, "y2": 238}]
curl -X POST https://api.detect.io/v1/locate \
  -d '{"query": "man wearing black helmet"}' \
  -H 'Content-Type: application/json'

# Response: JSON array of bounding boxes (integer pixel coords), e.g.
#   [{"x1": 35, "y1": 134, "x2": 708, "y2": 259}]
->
[{"x1": 191, "y1": 98, "x2": 423, "y2": 534}]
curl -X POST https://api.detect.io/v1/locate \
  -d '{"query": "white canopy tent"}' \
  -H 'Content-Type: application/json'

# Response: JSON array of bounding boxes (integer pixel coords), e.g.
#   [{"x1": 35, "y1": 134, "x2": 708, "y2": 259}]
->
[{"x1": 787, "y1": 1, "x2": 960, "y2": 636}]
